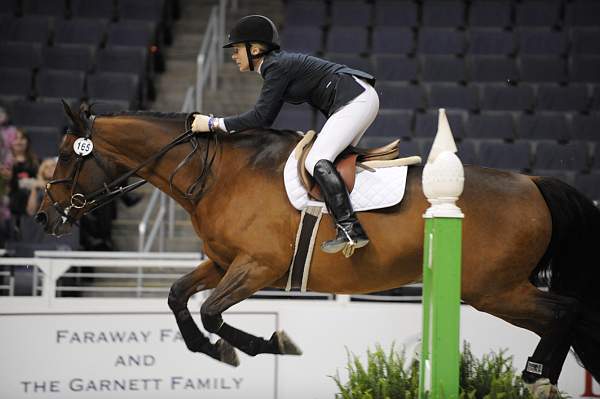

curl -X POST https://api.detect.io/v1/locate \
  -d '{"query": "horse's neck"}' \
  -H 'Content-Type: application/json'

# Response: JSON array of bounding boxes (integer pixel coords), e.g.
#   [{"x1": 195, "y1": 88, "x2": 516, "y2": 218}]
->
[{"x1": 98, "y1": 116, "x2": 200, "y2": 212}]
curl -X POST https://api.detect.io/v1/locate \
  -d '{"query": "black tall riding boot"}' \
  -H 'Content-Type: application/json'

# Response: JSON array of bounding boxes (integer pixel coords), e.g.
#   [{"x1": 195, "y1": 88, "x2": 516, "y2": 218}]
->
[{"x1": 312, "y1": 159, "x2": 369, "y2": 255}]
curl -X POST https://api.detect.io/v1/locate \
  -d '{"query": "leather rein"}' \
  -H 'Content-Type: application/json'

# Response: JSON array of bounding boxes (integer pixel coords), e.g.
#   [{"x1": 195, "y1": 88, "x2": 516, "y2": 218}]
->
[{"x1": 44, "y1": 115, "x2": 197, "y2": 224}]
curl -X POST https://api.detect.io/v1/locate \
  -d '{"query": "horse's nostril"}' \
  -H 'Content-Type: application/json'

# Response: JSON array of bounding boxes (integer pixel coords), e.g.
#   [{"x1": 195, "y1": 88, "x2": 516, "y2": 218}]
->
[{"x1": 34, "y1": 212, "x2": 48, "y2": 227}]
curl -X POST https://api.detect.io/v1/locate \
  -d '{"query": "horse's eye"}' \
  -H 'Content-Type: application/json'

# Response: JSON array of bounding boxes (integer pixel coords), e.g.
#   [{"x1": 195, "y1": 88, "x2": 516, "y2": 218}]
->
[{"x1": 59, "y1": 153, "x2": 71, "y2": 162}]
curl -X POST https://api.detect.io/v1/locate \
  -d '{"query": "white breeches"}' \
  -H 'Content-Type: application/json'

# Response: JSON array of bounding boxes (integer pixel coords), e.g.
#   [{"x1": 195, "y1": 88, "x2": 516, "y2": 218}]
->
[{"x1": 304, "y1": 76, "x2": 380, "y2": 175}]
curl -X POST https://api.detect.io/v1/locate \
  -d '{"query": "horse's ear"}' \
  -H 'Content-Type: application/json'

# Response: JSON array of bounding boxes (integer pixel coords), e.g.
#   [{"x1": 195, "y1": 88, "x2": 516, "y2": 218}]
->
[
  {"x1": 79, "y1": 102, "x2": 92, "y2": 119},
  {"x1": 61, "y1": 99, "x2": 82, "y2": 129}
]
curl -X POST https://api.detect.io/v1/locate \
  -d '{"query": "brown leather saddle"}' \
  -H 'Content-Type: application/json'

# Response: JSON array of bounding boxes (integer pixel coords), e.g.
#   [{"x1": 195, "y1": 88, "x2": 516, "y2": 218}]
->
[{"x1": 295, "y1": 130, "x2": 419, "y2": 201}]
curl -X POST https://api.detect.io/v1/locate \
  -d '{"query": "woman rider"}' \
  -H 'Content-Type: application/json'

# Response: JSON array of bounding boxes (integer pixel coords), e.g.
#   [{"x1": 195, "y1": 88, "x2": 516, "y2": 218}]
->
[{"x1": 192, "y1": 15, "x2": 379, "y2": 255}]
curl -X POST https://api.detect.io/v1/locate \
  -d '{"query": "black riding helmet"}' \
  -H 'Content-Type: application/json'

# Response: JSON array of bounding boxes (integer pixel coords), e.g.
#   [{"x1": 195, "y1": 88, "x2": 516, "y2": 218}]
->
[{"x1": 223, "y1": 15, "x2": 280, "y2": 71}]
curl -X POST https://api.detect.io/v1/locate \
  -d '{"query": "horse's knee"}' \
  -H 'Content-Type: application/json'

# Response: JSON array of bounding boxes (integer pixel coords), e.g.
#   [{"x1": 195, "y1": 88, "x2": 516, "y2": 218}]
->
[
  {"x1": 168, "y1": 282, "x2": 186, "y2": 312},
  {"x1": 200, "y1": 302, "x2": 224, "y2": 334}
]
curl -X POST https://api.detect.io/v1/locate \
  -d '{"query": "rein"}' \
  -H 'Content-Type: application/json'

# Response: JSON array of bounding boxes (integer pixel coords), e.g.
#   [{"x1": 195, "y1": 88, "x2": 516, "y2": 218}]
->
[{"x1": 44, "y1": 115, "x2": 199, "y2": 223}]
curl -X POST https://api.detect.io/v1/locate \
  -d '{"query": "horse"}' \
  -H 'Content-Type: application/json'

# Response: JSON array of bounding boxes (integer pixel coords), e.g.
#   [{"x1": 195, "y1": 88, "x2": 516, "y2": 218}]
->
[{"x1": 36, "y1": 103, "x2": 600, "y2": 394}]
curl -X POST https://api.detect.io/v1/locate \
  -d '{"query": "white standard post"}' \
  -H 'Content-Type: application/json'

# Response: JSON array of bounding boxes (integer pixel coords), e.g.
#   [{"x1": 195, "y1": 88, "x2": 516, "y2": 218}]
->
[{"x1": 418, "y1": 109, "x2": 465, "y2": 399}]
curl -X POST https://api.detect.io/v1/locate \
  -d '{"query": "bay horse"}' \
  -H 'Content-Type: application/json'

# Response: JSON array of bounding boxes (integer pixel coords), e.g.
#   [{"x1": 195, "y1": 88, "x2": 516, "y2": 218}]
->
[{"x1": 36, "y1": 104, "x2": 600, "y2": 393}]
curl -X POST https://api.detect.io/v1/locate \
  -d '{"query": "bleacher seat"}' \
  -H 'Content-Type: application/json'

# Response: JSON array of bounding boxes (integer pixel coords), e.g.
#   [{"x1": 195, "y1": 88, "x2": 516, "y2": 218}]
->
[
  {"x1": 106, "y1": 21, "x2": 155, "y2": 48},
  {"x1": 570, "y1": 28, "x2": 600, "y2": 55},
  {"x1": 118, "y1": 0, "x2": 165, "y2": 23},
  {"x1": 281, "y1": 27, "x2": 322, "y2": 54},
  {"x1": 593, "y1": 86, "x2": 600, "y2": 110},
  {"x1": 54, "y1": 18, "x2": 106, "y2": 46},
  {"x1": 374, "y1": 0, "x2": 418, "y2": 27},
  {"x1": 574, "y1": 173, "x2": 600, "y2": 202},
  {"x1": 397, "y1": 139, "x2": 421, "y2": 158},
  {"x1": 27, "y1": 127, "x2": 62, "y2": 158},
  {"x1": 374, "y1": 55, "x2": 418, "y2": 82},
  {"x1": 515, "y1": 0, "x2": 561, "y2": 27},
  {"x1": 466, "y1": 112, "x2": 514, "y2": 140},
  {"x1": 327, "y1": 27, "x2": 368, "y2": 54},
  {"x1": 21, "y1": 0, "x2": 66, "y2": 17},
  {"x1": 35, "y1": 70, "x2": 85, "y2": 102},
  {"x1": 479, "y1": 140, "x2": 531, "y2": 170},
  {"x1": 517, "y1": 29, "x2": 567, "y2": 55},
  {"x1": 481, "y1": 85, "x2": 535, "y2": 111},
  {"x1": 0, "y1": 68, "x2": 32, "y2": 103},
  {"x1": 11, "y1": 100, "x2": 67, "y2": 130},
  {"x1": 520, "y1": 56, "x2": 566, "y2": 83},
  {"x1": 71, "y1": 0, "x2": 115, "y2": 20},
  {"x1": 566, "y1": 1, "x2": 600, "y2": 27},
  {"x1": 415, "y1": 110, "x2": 465, "y2": 138},
  {"x1": 0, "y1": 14, "x2": 16, "y2": 41},
  {"x1": 366, "y1": 110, "x2": 413, "y2": 138},
  {"x1": 0, "y1": 42, "x2": 41, "y2": 70},
  {"x1": 12, "y1": 16, "x2": 52, "y2": 44},
  {"x1": 468, "y1": 56, "x2": 518, "y2": 83},
  {"x1": 457, "y1": 140, "x2": 478, "y2": 165},
  {"x1": 420, "y1": 56, "x2": 467, "y2": 83},
  {"x1": 572, "y1": 113, "x2": 600, "y2": 141},
  {"x1": 89, "y1": 100, "x2": 131, "y2": 114},
  {"x1": 536, "y1": 84, "x2": 589, "y2": 112},
  {"x1": 272, "y1": 104, "x2": 314, "y2": 132},
  {"x1": 96, "y1": 47, "x2": 148, "y2": 77},
  {"x1": 378, "y1": 84, "x2": 426, "y2": 110},
  {"x1": 427, "y1": 84, "x2": 478, "y2": 111},
  {"x1": 41, "y1": 44, "x2": 95, "y2": 72},
  {"x1": 372, "y1": 27, "x2": 414, "y2": 55},
  {"x1": 327, "y1": 54, "x2": 373, "y2": 75},
  {"x1": 468, "y1": 29, "x2": 515, "y2": 55},
  {"x1": 88, "y1": 73, "x2": 140, "y2": 109},
  {"x1": 469, "y1": 1, "x2": 511, "y2": 28},
  {"x1": 533, "y1": 141, "x2": 588, "y2": 171},
  {"x1": 569, "y1": 56, "x2": 600, "y2": 83},
  {"x1": 331, "y1": 0, "x2": 371, "y2": 27},
  {"x1": 4, "y1": 0, "x2": 20, "y2": 16},
  {"x1": 517, "y1": 113, "x2": 570, "y2": 141},
  {"x1": 284, "y1": 0, "x2": 326, "y2": 27},
  {"x1": 422, "y1": 1, "x2": 465, "y2": 28},
  {"x1": 418, "y1": 28, "x2": 466, "y2": 55}
]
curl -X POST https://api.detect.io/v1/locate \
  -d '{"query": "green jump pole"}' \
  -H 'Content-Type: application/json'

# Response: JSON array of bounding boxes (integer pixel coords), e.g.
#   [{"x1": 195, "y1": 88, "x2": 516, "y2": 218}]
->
[{"x1": 418, "y1": 109, "x2": 464, "y2": 399}]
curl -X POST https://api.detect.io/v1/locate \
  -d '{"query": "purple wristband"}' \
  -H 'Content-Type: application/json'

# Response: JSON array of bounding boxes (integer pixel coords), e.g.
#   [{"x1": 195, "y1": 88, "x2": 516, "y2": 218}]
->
[{"x1": 207, "y1": 116, "x2": 214, "y2": 132}]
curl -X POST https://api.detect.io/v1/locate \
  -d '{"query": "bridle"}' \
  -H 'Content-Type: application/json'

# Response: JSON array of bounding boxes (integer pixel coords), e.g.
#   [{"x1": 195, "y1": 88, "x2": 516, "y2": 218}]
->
[{"x1": 44, "y1": 113, "x2": 198, "y2": 225}]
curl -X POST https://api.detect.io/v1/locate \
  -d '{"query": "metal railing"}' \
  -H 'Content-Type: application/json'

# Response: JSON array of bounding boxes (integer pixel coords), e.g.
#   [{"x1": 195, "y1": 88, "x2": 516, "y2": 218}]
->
[
  {"x1": 0, "y1": 252, "x2": 421, "y2": 303},
  {"x1": 138, "y1": 0, "x2": 233, "y2": 252}
]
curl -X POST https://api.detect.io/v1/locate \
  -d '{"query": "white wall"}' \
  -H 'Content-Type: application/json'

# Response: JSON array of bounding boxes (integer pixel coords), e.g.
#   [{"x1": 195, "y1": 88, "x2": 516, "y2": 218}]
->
[{"x1": 0, "y1": 297, "x2": 598, "y2": 399}]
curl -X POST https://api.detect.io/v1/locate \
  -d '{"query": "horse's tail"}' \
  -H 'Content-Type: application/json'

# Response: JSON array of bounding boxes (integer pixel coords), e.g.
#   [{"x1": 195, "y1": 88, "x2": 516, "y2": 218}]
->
[{"x1": 531, "y1": 176, "x2": 600, "y2": 382}]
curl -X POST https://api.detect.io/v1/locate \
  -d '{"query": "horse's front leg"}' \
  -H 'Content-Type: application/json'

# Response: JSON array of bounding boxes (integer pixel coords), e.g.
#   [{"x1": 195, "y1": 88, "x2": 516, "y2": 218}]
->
[
  {"x1": 200, "y1": 253, "x2": 302, "y2": 358},
  {"x1": 168, "y1": 259, "x2": 239, "y2": 366}
]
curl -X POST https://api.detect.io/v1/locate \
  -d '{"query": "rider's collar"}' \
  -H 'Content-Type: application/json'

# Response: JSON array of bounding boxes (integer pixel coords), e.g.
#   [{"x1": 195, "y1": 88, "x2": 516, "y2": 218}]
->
[{"x1": 256, "y1": 58, "x2": 264, "y2": 75}]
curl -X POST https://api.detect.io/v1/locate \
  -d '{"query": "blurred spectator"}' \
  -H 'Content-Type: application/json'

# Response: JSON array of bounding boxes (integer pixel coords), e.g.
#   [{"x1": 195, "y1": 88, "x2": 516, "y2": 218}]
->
[
  {"x1": 26, "y1": 157, "x2": 56, "y2": 218},
  {"x1": 8, "y1": 128, "x2": 39, "y2": 239},
  {"x1": 0, "y1": 107, "x2": 16, "y2": 243}
]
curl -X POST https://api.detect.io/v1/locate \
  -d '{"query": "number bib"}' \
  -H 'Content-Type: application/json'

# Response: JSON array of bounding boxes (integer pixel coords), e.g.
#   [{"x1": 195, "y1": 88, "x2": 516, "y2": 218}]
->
[{"x1": 73, "y1": 138, "x2": 93, "y2": 156}]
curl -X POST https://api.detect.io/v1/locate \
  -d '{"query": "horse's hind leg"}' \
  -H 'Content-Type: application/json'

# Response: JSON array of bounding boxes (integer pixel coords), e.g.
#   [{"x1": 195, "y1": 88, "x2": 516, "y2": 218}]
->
[
  {"x1": 200, "y1": 253, "x2": 302, "y2": 357},
  {"x1": 470, "y1": 282, "x2": 580, "y2": 395},
  {"x1": 168, "y1": 259, "x2": 239, "y2": 366}
]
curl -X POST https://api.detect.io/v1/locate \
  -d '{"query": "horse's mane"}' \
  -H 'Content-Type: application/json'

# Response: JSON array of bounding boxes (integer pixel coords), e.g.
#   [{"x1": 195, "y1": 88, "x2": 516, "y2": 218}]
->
[{"x1": 225, "y1": 128, "x2": 302, "y2": 172}]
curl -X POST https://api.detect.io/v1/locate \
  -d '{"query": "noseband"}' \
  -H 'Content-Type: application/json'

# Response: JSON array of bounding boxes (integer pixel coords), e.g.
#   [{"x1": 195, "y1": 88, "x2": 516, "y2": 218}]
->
[{"x1": 44, "y1": 114, "x2": 198, "y2": 224}]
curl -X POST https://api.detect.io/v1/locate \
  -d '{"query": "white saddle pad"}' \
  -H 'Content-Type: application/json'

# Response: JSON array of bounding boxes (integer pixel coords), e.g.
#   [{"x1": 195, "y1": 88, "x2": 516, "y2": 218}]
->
[{"x1": 283, "y1": 151, "x2": 410, "y2": 212}]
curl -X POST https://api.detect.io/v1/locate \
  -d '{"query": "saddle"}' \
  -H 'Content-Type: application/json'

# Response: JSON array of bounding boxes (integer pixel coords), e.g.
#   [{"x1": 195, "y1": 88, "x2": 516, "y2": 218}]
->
[{"x1": 295, "y1": 130, "x2": 421, "y2": 200}]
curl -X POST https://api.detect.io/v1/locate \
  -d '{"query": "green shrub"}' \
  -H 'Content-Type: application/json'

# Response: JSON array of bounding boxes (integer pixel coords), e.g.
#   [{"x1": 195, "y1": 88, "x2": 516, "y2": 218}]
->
[{"x1": 331, "y1": 343, "x2": 558, "y2": 399}]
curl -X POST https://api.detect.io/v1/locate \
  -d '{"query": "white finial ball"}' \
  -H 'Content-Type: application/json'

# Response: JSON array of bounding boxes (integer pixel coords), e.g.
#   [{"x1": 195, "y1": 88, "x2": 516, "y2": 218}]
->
[{"x1": 422, "y1": 150, "x2": 464, "y2": 201}]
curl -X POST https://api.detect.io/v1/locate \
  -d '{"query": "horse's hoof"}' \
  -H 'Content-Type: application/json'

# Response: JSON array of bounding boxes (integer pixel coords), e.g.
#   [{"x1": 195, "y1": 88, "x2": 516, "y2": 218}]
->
[
  {"x1": 275, "y1": 330, "x2": 303, "y2": 355},
  {"x1": 216, "y1": 339, "x2": 240, "y2": 367},
  {"x1": 525, "y1": 378, "x2": 560, "y2": 399}
]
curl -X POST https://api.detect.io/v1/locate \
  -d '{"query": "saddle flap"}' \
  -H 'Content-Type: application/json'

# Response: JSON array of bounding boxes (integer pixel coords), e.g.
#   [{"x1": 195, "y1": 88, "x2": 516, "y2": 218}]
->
[{"x1": 293, "y1": 131, "x2": 407, "y2": 201}]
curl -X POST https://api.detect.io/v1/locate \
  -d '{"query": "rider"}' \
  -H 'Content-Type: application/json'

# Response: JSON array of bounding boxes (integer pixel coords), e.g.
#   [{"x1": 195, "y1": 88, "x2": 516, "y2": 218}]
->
[{"x1": 192, "y1": 15, "x2": 379, "y2": 254}]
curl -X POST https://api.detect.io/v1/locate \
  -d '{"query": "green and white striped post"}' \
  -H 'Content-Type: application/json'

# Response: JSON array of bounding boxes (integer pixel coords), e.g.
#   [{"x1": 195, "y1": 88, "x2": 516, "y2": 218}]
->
[{"x1": 418, "y1": 109, "x2": 464, "y2": 399}]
